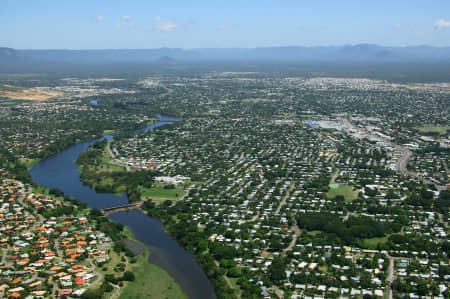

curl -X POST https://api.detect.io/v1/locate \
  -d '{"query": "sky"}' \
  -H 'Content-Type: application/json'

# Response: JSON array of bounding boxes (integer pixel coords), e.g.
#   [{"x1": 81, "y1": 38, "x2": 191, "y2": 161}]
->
[{"x1": 1, "y1": 0, "x2": 450, "y2": 49}]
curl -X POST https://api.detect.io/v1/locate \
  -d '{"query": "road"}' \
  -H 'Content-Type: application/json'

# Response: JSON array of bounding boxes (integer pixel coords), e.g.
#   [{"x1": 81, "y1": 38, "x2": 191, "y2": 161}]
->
[
  {"x1": 385, "y1": 253, "x2": 405, "y2": 299},
  {"x1": 386, "y1": 256, "x2": 395, "y2": 299},
  {"x1": 330, "y1": 168, "x2": 339, "y2": 184},
  {"x1": 106, "y1": 141, "x2": 130, "y2": 171},
  {"x1": 396, "y1": 147, "x2": 412, "y2": 175},
  {"x1": 250, "y1": 212, "x2": 260, "y2": 222},
  {"x1": 214, "y1": 260, "x2": 238, "y2": 298},
  {"x1": 86, "y1": 257, "x2": 104, "y2": 289},
  {"x1": 344, "y1": 211, "x2": 351, "y2": 221},
  {"x1": 50, "y1": 279, "x2": 58, "y2": 297},
  {"x1": 343, "y1": 117, "x2": 447, "y2": 191},
  {"x1": 396, "y1": 146, "x2": 448, "y2": 191},
  {"x1": 109, "y1": 284, "x2": 121, "y2": 299},
  {"x1": 284, "y1": 225, "x2": 301, "y2": 252},
  {"x1": 275, "y1": 182, "x2": 295, "y2": 214},
  {"x1": 106, "y1": 141, "x2": 115, "y2": 159},
  {"x1": 1, "y1": 249, "x2": 7, "y2": 265},
  {"x1": 273, "y1": 285, "x2": 284, "y2": 299},
  {"x1": 54, "y1": 239, "x2": 63, "y2": 258},
  {"x1": 341, "y1": 117, "x2": 355, "y2": 130},
  {"x1": 108, "y1": 255, "x2": 129, "y2": 299}
]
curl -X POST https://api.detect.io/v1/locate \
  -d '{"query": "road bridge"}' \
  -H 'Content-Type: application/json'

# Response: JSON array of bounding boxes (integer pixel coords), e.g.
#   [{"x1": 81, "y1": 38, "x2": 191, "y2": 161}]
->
[{"x1": 100, "y1": 201, "x2": 143, "y2": 216}]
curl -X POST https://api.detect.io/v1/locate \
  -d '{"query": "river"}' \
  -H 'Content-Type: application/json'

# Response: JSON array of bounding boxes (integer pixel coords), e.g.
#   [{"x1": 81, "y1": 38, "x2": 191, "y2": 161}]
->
[{"x1": 29, "y1": 114, "x2": 216, "y2": 299}]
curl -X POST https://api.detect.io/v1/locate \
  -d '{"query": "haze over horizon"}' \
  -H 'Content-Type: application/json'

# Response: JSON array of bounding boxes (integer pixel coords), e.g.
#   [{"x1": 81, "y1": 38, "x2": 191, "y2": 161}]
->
[
  {"x1": 2, "y1": 0, "x2": 450, "y2": 49},
  {"x1": 7, "y1": 44, "x2": 450, "y2": 51}
]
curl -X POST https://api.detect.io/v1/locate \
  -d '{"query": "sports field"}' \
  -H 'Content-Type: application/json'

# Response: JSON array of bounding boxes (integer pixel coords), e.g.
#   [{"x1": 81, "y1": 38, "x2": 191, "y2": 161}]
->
[{"x1": 326, "y1": 184, "x2": 358, "y2": 202}]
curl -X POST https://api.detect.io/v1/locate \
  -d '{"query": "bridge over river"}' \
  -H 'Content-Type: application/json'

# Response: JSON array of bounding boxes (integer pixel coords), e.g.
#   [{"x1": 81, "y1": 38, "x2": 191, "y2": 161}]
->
[
  {"x1": 100, "y1": 201, "x2": 143, "y2": 215},
  {"x1": 29, "y1": 114, "x2": 217, "y2": 299}
]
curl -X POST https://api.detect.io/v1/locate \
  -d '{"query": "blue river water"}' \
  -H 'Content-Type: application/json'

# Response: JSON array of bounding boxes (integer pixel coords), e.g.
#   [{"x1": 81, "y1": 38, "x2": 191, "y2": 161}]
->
[{"x1": 29, "y1": 114, "x2": 216, "y2": 299}]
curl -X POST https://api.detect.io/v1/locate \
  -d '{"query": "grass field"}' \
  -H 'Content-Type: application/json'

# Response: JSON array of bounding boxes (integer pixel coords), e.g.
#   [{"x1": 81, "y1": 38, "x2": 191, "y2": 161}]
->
[
  {"x1": 363, "y1": 231, "x2": 404, "y2": 249},
  {"x1": 121, "y1": 226, "x2": 141, "y2": 244},
  {"x1": 362, "y1": 236, "x2": 389, "y2": 249},
  {"x1": 326, "y1": 184, "x2": 358, "y2": 202},
  {"x1": 18, "y1": 157, "x2": 41, "y2": 169},
  {"x1": 307, "y1": 230, "x2": 322, "y2": 236},
  {"x1": 31, "y1": 185, "x2": 59, "y2": 197},
  {"x1": 103, "y1": 129, "x2": 116, "y2": 135},
  {"x1": 140, "y1": 183, "x2": 185, "y2": 200},
  {"x1": 118, "y1": 250, "x2": 187, "y2": 299},
  {"x1": 97, "y1": 249, "x2": 125, "y2": 277},
  {"x1": 77, "y1": 145, "x2": 127, "y2": 192},
  {"x1": 228, "y1": 277, "x2": 243, "y2": 298},
  {"x1": 98, "y1": 144, "x2": 125, "y2": 172},
  {"x1": 416, "y1": 124, "x2": 450, "y2": 135}
]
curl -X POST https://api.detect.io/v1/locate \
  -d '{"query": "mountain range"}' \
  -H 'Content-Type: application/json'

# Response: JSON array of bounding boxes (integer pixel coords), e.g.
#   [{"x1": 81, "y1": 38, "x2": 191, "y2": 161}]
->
[
  {"x1": 1, "y1": 45, "x2": 450, "y2": 66},
  {"x1": 1, "y1": 45, "x2": 450, "y2": 83}
]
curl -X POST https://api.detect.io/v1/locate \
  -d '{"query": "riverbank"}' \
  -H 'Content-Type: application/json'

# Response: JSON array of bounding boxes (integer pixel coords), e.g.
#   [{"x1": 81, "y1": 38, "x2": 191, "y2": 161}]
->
[
  {"x1": 118, "y1": 250, "x2": 187, "y2": 299},
  {"x1": 18, "y1": 125, "x2": 123, "y2": 172},
  {"x1": 29, "y1": 115, "x2": 216, "y2": 299},
  {"x1": 75, "y1": 139, "x2": 129, "y2": 194},
  {"x1": 75, "y1": 139, "x2": 157, "y2": 202},
  {"x1": 108, "y1": 210, "x2": 216, "y2": 299},
  {"x1": 140, "y1": 205, "x2": 234, "y2": 299},
  {"x1": 18, "y1": 157, "x2": 41, "y2": 169},
  {"x1": 92, "y1": 224, "x2": 188, "y2": 299}
]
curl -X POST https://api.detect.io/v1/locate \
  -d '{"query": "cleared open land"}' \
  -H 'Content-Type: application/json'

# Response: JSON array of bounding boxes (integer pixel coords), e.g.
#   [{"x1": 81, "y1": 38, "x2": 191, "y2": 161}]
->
[
  {"x1": 0, "y1": 84, "x2": 63, "y2": 100},
  {"x1": 88, "y1": 78, "x2": 125, "y2": 81},
  {"x1": 242, "y1": 98, "x2": 269, "y2": 103}
]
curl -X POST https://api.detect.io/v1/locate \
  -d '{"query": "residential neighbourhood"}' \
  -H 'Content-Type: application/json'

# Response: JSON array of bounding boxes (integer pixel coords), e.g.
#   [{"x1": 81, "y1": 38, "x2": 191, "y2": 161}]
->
[
  {"x1": 0, "y1": 169, "x2": 113, "y2": 297},
  {"x1": 113, "y1": 105, "x2": 448, "y2": 298},
  {"x1": 2, "y1": 1, "x2": 450, "y2": 298},
  {"x1": 0, "y1": 73, "x2": 448, "y2": 298},
  {"x1": 0, "y1": 168, "x2": 144, "y2": 299}
]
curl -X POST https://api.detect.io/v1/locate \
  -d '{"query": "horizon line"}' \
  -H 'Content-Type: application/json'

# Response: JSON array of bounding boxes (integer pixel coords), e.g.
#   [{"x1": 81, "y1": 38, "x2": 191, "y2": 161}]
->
[{"x1": 8, "y1": 43, "x2": 450, "y2": 51}]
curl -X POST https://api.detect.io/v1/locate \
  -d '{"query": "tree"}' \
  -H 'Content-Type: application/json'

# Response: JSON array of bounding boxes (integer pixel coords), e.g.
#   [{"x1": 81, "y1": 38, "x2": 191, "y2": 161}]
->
[
  {"x1": 49, "y1": 187, "x2": 64, "y2": 197},
  {"x1": 269, "y1": 257, "x2": 286, "y2": 281},
  {"x1": 333, "y1": 195, "x2": 345, "y2": 202},
  {"x1": 122, "y1": 271, "x2": 135, "y2": 281},
  {"x1": 420, "y1": 189, "x2": 434, "y2": 200},
  {"x1": 228, "y1": 267, "x2": 242, "y2": 278}
]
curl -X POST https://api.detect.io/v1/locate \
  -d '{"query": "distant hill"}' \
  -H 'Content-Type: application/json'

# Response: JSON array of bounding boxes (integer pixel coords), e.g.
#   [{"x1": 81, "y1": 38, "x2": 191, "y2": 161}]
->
[
  {"x1": 0, "y1": 47, "x2": 62, "y2": 72},
  {"x1": 154, "y1": 56, "x2": 178, "y2": 64},
  {"x1": 20, "y1": 48, "x2": 199, "y2": 64},
  {"x1": 0, "y1": 47, "x2": 21, "y2": 59},
  {"x1": 2, "y1": 45, "x2": 450, "y2": 82},
  {"x1": 0, "y1": 47, "x2": 29, "y2": 66},
  {"x1": 15, "y1": 45, "x2": 450, "y2": 65}
]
